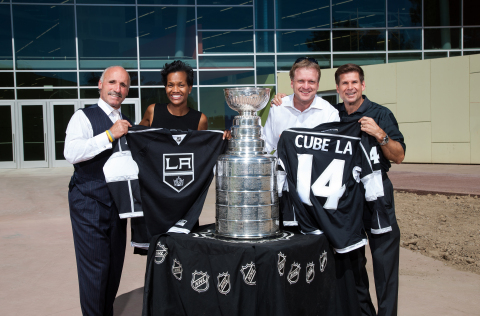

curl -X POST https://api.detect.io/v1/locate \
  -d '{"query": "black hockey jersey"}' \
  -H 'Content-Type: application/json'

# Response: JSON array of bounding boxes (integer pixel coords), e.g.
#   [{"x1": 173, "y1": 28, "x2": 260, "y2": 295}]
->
[
  {"x1": 126, "y1": 126, "x2": 228, "y2": 236},
  {"x1": 277, "y1": 120, "x2": 391, "y2": 253}
]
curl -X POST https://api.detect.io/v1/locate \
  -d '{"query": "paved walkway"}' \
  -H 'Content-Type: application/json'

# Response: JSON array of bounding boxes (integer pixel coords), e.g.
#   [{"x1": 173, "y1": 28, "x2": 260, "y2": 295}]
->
[{"x1": 0, "y1": 164, "x2": 479, "y2": 315}]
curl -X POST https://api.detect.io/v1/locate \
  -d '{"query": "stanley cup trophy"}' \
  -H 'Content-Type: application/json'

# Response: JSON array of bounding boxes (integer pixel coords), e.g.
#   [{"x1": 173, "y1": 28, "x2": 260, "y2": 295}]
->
[{"x1": 215, "y1": 87, "x2": 282, "y2": 239}]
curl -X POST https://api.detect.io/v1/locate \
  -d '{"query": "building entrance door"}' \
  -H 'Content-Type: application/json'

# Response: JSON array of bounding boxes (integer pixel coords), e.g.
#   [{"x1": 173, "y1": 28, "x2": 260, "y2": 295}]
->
[
  {"x1": 47, "y1": 101, "x2": 78, "y2": 167},
  {"x1": 0, "y1": 102, "x2": 16, "y2": 168},
  {"x1": 17, "y1": 101, "x2": 49, "y2": 168}
]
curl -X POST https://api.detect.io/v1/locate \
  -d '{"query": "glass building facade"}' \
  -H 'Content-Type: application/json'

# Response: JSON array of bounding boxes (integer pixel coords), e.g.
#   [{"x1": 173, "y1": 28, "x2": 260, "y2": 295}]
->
[{"x1": 1, "y1": 0, "x2": 479, "y2": 168}]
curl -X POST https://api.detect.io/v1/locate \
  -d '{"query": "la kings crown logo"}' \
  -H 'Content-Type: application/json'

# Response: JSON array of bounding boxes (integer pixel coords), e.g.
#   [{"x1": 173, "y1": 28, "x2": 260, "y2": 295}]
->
[{"x1": 163, "y1": 153, "x2": 194, "y2": 192}]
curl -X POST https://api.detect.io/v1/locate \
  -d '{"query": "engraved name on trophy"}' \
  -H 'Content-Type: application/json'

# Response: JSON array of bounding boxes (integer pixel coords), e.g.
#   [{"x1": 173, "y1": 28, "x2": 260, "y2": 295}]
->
[{"x1": 215, "y1": 87, "x2": 281, "y2": 239}]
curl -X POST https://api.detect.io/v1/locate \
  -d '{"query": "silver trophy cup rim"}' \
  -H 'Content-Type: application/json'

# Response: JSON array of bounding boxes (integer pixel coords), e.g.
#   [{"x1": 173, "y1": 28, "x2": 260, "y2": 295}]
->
[{"x1": 224, "y1": 87, "x2": 271, "y2": 113}]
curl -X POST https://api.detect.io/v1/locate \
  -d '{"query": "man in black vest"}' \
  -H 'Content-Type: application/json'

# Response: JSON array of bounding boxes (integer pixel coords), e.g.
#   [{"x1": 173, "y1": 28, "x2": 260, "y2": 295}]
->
[{"x1": 64, "y1": 66, "x2": 132, "y2": 316}]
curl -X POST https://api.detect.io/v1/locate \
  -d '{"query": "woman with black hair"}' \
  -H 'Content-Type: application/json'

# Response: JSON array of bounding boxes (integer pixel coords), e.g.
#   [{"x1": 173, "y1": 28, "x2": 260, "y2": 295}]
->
[{"x1": 140, "y1": 60, "x2": 209, "y2": 131}]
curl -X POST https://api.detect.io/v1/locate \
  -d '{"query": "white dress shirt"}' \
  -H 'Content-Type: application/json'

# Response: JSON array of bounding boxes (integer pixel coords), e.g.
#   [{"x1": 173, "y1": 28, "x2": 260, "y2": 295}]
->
[
  {"x1": 64, "y1": 98, "x2": 122, "y2": 164},
  {"x1": 262, "y1": 94, "x2": 340, "y2": 156}
]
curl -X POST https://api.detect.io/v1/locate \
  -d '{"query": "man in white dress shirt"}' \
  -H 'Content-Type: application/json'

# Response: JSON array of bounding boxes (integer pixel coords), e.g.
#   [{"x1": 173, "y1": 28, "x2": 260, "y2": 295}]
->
[
  {"x1": 263, "y1": 57, "x2": 339, "y2": 155},
  {"x1": 64, "y1": 66, "x2": 131, "y2": 316}
]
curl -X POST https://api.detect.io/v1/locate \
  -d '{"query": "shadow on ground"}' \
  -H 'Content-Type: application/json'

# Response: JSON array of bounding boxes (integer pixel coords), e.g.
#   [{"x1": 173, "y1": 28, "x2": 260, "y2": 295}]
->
[{"x1": 114, "y1": 287, "x2": 144, "y2": 315}]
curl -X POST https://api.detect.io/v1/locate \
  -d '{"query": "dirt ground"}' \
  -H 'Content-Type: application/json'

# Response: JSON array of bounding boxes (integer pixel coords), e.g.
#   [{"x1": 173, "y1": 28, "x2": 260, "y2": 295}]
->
[{"x1": 395, "y1": 191, "x2": 480, "y2": 275}]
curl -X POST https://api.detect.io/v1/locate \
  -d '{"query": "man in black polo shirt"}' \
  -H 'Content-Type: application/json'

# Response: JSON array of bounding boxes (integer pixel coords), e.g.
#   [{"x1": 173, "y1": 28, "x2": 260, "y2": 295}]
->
[
  {"x1": 335, "y1": 63, "x2": 405, "y2": 316},
  {"x1": 272, "y1": 63, "x2": 405, "y2": 316}
]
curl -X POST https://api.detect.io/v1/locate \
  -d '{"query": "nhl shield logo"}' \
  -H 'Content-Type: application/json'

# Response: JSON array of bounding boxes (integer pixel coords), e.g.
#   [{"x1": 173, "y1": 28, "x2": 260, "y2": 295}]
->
[
  {"x1": 306, "y1": 262, "x2": 315, "y2": 284},
  {"x1": 154, "y1": 242, "x2": 168, "y2": 264},
  {"x1": 171, "y1": 259, "x2": 183, "y2": 280},
  {"x1": 191, "y1": 270, "x2": 210, "y2": 293},
  {"x1": 319, "y1": 251, "x2": 327, "y2": 272},
  {"x1": 277, "y1": 252, "x2": 286, "y2": 276},
  {"x1": 240, "y1": 262, "x2": 256, "y2": 285},
  {"x1": 287, "y1": 262, "x2": 301, "y2": 284},
  {"x1": 217, "y1": 272, "x2": 231, "y2": 295},
  {"x1": 163, "y1": 153, "x2": 194, "y2": 193}
]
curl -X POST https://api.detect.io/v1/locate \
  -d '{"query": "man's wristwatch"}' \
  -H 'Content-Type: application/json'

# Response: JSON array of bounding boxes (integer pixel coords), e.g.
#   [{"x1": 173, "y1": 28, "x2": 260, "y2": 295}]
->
[{"x1": 379, "y1": 134, "x2": 389, "y2": 146}]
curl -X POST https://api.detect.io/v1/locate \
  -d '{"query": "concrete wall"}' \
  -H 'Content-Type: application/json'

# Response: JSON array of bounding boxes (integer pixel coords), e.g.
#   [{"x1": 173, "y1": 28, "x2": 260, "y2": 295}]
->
[{"x1": 276, "y1": 55, "x2": 480, "y2": 164}]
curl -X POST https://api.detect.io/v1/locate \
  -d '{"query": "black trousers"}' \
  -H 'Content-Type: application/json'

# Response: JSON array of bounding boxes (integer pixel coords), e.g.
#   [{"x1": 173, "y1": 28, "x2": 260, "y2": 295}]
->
[
  {"x1": 335, "y1": 247, "x2": 376, "y2": 316},
  {"x1": 363, "y1": 177, "x2": 400, "y2": 316},
  {"x1": 69, "y1": 186, "x2": 127, "y2": 316}
]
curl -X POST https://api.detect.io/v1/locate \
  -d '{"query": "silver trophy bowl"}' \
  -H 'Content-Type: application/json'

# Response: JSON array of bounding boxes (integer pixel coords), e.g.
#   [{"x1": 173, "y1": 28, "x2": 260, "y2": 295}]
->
[
  {"x1": 215, "y1": 87, "x2": 281, "y2": 240},
  {"x1": 224, "y1": 87, "x2": 271, "y2": 114}
]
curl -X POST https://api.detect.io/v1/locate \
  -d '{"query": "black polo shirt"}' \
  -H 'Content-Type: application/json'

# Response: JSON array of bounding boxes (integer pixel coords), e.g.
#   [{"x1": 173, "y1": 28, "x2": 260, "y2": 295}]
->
[{"x1": 334, "y1": 95, "x2": 406, "y2": 173}]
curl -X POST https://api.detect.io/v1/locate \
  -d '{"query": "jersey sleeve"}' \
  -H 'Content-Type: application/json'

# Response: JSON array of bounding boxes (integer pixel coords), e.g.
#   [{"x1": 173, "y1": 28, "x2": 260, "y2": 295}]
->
[{"x1": 359, "y1": 133, "x2": 392, "y2": 234}]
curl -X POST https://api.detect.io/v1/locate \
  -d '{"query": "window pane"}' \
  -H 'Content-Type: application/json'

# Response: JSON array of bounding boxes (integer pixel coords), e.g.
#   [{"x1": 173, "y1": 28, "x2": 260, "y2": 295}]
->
[
  {"x1": 17, "y1": 89, "x2": 78, "y2": 99},
  {"x1": 256, "y1": 31, "x2": 274, "y2": 53},
  {"x1": 0, "y1": 5, "x2": 13, "y2": 70},
  {"x1": 21, "y1": 105, "x2": 44, "y2": 161},
  {"x1": 77, "y1": 0, "x2": 135, "y2": 3},
  {"x1": 79, "y1": 71, "x2": 138, "y2": 86},
  {"x1": 141, "y1": 87, "x2": 198, "y2": 117},
  {"x1": 141, "y1": 72, "x2": 163, "y2": 86},
  {"x1": 388, "y1": 29, "x2": 421, "y2": 50},
  {"x1": 199, "y1": 56, "x2": 254, "y2": 69},
  {"x1": 13, "y1": 5, "x2": 76, "y2": 70},
  {"x1": 463, "y1": 51, "x2": 480, "y2": 56},
  {"x1": 197, "y1": 7, "x2": 253, "y2": 30},
  {"x1": 424, "y1": 28, "x2": 461, "y2": 49},
  {"x1": 277, "y1": 54, "x2": 330, "y2": 71},
  {"x1": 198, "y1": 0, "x2": 252, "y2": 4},
  {"x1": 199, "y1": 87, "x2": 236, "y2": 130},
  {"x1": 255, "y1": 0, "x2": 274, "y2": 29},
  {"x1": 277, "y1": 31, "x2": 330, "y2": 53},
  {"x1": 138, "y1": 0, "x2": 195, "y2": 4},
  {"x1": 200, "y1": 31, "x2": 253, "y2": 54},
  {"x1": 464, "y1": 28, "x2": 480, "y2": 49},
  {"x1": 424, "y1": 0, "x2": 460, "y2": 27},
  {"x1": 16, "y1": 72, "x2": 77, "y2": 87},
  {"x1": 121, "y1": 103, "x2": 136, "y2": 124},
  {"x1": 333, "y1": 30, "x2": 385, "y2": 52},
  {"x1": 0, "y1": 89, "x2": 14, "y2": 99},
  {"x1": 464, "y1": 0, "x2": 479, "y2": 26},
  {"x1": 424, "y1": 52, "x2": 448, "y2": 60},
  {"x1": 12, "y1": 0, "x2": 73, "y2": 3},
  {"x1": 388, "y1": 52, "x2": 422, "y2": 63},
  {"x1": 332, "y1": 54, "x2": 386, "y2": 68},
  {"x1": 53, "y1": 104, "x2": 75, "y2": 160},
  {"x1": 387, "y1": 0, "x2": 421, "y2": 27},
  {"x1": 256, "y1": 55, "x2": 275, "y2": 85},
  {"x1": 0, "y1": 105, "x2": 13, "y2": 162},
  {"x1": 332, "y1": 0, "x2": 385, "y2": 28},
  {"x1": 0, "y1": 73, "x2": 14, "y2": 87},
  {"x1": 138, "y1": 6, "x2": 196, "y2": 69},
  {"x1": 449, "y1": 51, "x2": 462, "y2": 57},
  {"x1": 276, "y1": 0, "x2": 330, "y2": 29},
  {"x1": 199, "y1": 70, "x2": 254, "y2": 85},
  {"x1": 80, "y1": 87, "x2": 138, "y2": 99},
  {"x1": 77, "y1": 6, "x2": 137, "y2": 69}
]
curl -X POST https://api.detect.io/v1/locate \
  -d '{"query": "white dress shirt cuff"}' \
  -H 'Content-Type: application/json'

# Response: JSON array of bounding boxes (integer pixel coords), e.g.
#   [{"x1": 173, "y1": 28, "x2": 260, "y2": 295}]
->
[{"x1": 95, "y1": 132, "x2": 113, "y2": 151}]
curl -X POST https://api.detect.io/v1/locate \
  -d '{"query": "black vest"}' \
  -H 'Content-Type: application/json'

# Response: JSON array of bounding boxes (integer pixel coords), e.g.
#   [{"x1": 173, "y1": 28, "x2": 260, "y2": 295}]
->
[{"x1": 69, "y1": 104, "x2": 131, "y2": 206}]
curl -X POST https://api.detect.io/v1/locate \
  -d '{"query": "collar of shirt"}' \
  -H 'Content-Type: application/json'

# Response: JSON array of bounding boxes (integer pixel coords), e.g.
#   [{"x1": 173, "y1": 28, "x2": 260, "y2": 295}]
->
[
  {"x1": 98, "y1": 98, "x2": 122, "y2": 118},
  {"x1": 284, "y1": 95, "x2": 325, "y2": 113},
  {"x1": 337, "y1": 95, "x2": 371, "y2": 116}
]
